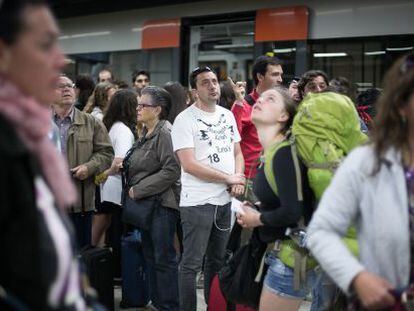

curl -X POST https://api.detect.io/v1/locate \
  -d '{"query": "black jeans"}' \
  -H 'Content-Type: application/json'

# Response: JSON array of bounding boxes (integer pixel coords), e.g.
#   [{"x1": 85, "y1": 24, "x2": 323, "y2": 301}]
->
[
  {"x1": 179, "y1": 203, "x2": 231, "y2": 311},
  {"x1": 141, "y1": 205, "x2": 179, "y2": 311}
]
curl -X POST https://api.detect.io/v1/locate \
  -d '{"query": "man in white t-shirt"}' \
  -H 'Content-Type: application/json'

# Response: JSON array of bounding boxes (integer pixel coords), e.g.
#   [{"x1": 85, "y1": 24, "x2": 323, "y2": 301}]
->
[{"x1": 172, "y1": 67, "x2": 245, "y2": 311}]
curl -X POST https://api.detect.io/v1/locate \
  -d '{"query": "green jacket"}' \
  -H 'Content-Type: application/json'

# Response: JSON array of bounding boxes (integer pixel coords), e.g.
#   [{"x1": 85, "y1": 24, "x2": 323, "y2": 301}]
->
[{"x1": 66, "y1": 108, "x2": 114, "y2": 213}]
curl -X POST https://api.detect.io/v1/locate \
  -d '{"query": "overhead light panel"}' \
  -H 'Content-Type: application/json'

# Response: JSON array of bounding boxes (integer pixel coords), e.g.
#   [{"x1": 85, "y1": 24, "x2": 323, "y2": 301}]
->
[
  {"x1": 313, "y1": 52, "x2": 348, "y2": 58},
  {"x1": 364, "y1": 51, "x2": 386, "y2": 56},
  {"x1": 356, "y1": 82, "x2": 373, "y2": 86},
  {"x1": 59, "y1": 31, "x2": 111, "y2": 40},
  {"x1": 386, "y1": 46, "x2": 413, "y2": 51},
  {"x1": 273, "y1": 48, "x2": 296, "y2": 53},
  {"x1": 213, "y1": 43, "x2": 253, "y2": 49}
]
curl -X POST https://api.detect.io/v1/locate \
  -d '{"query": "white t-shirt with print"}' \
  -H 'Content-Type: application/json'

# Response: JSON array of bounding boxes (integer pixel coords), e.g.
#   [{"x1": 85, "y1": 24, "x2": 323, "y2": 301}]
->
[
  {"x1": 172, "y1": 104, "x2": 241, "y2": 207},
  {"x1": 101, "y1": 122, "x2": 135, "y2": 205}
]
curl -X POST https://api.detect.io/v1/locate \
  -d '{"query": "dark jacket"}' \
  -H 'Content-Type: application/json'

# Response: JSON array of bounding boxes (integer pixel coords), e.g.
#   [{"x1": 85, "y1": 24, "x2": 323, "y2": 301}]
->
[
  {"x1": 127, "y1": 120, "x2": 180, "y2": 209},
  {"x1": 0, "y1": 115, "x2": 75, "y2": 310},
  {"x1": 254, "y1": 145, "x2": 314, "y2": 243},
  {"x1": 65, "y1": 108, "x2": 114, "y2": 213}
]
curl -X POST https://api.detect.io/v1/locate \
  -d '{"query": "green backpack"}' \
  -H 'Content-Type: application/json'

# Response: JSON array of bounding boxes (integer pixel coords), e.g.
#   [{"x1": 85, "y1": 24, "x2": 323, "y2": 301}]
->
[
  {"x1": 292, "y1": 92, "x2": 367, "y2": 200},
  {"x1": 262, "y1": 140, "x2": 317, "y2": 290},
  {"x1": 291, "y1": 92, "x2": 367, "y2": 256}
]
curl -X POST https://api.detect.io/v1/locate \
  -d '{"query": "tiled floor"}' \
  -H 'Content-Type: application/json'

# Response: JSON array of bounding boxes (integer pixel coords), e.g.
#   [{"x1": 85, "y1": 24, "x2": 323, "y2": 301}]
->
[
  {"x1": 113, "y1": 286, "x2": 310, "y2": 311},
  {"x1": 113, "y1": 287, "x2": 206, "y2": 311}
]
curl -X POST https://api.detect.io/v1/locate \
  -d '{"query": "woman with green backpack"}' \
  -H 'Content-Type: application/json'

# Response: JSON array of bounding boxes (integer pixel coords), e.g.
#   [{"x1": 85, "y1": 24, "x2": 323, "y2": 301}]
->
[{"x1": 236, "y1": 87, "x2": 316, "y2": 310}]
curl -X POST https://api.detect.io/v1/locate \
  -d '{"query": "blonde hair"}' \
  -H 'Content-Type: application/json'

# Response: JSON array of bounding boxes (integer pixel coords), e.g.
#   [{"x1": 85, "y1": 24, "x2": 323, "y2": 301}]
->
[{"x1": 83, "y1": 82, "x2": 115, "y2": 114}]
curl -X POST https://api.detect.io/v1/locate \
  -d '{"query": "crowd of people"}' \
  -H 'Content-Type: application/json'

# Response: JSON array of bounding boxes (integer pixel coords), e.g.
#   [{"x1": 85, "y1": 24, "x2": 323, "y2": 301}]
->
[{"x1": 2, "y1": 1, "x2": 414, "y2": 311}]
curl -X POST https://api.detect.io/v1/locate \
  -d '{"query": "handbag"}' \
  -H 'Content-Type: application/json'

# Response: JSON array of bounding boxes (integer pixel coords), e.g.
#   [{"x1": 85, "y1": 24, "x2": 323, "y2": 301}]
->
[
  {"x1": 218, "y1": 228, "x2": 267, "y2": 309},
  {"x1": 122, "y1": 195, "x2": 158, "y2": 230},
  {"x1": 346, "y1": 287, "x2": 414, "y2": 311}
]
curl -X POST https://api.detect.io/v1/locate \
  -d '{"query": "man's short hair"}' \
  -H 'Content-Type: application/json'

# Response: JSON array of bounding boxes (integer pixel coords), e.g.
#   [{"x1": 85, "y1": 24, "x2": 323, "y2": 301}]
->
[
  {"x1": 252, "y1": 55, "x2": 283, "y2": 86},
  {"x1": 132, "y1": 70, "x2": 151, "y2": 83},
  {"x1": 189, "y1": 66, "x2": 217, "y2": 89},
  {"x1": 289, "y1": 77, "x2": 300, "y2": 86},
  {"x1": 99, "y1": 68, "x2": 114, "y2": 80},
  {"x1": 297, "y1": 70, "x2": 329, "y2": 97}
]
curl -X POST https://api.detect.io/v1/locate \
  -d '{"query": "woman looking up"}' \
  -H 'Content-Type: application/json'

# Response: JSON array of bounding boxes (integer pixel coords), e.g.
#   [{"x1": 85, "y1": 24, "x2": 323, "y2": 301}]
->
[{"x1": 236, "y1": 87, "x2": 315, "y2": 311}]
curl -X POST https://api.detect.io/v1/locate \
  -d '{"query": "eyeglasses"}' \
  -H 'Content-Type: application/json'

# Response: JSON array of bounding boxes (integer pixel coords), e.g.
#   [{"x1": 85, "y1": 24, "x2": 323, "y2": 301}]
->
[
  {"x1": 136, "y1": 78, "x2": 149, "y2": 83},
  {"x1": 57, "y1": 83, "x2": 75, "y2": 89},
  {"x1": 137, "y1": 103, "x2": 157, "y2": 110},
  {"x1": 401, "y1": 53, "x2": 414, "y2": 74}
]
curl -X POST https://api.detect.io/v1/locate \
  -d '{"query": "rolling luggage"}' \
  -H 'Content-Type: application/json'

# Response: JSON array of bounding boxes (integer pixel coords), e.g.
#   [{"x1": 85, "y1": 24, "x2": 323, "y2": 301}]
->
[
  {"x1": 80, "y1": 247, "x2": 114, "y2": 311},
  {"x1": 209, "y1": 274, "x2": 254, "y2": 311},
  {"x1": 120, "y1": 230, "x2": 150, "y2": 308}
]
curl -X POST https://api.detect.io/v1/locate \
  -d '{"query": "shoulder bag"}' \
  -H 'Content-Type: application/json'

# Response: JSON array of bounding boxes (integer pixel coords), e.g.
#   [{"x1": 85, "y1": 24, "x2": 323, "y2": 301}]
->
[{"x1": 218, "y1": 226, "x2": 267, "y2": 309}]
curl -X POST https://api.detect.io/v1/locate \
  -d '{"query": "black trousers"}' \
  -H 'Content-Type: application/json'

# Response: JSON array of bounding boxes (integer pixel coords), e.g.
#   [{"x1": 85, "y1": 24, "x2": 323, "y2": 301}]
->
[{"x1": 69, "y1": 211, "x2": 92, "y2": 249}]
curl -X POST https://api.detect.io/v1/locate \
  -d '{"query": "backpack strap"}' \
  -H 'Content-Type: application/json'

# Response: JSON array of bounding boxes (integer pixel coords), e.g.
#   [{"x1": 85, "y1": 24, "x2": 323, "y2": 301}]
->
[
  {"x1": 263, "y1": 140, "x2": 290, "y2": 196},
  {"x1": 263, "y1": 140, "x2": 303, "y2": 202},
  {"x1": 290, "y1": 142, "x2": 304, "y2": 202},
  {"x1": 263, "y1": 140, "x2": 311, "y2": 289}
]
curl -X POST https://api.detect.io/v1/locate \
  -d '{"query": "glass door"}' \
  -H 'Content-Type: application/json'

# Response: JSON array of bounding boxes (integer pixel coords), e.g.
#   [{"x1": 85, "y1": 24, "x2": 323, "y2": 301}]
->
[{"x1": 186, "y1": 20, "x2": 255, "y2": 90}]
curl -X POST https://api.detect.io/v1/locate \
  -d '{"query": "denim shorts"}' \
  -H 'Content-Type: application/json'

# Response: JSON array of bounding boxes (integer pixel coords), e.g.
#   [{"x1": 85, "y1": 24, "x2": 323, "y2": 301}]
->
[{"x1": 263, "y1": 252, "x2": 316, "y2": 300}]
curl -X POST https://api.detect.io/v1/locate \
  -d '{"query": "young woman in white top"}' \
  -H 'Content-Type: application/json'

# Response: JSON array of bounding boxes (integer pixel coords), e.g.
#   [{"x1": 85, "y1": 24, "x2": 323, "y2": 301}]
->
[{"x1": 92, "y1": 89, "x2": 137, "y2": 247}]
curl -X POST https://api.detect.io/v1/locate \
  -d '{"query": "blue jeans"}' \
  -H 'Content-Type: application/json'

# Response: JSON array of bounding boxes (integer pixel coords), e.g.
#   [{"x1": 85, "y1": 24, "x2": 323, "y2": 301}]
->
[
  {"x1": 141, "y1": 205, "x2": 179, "y2": 311},
  {"x1": 179, "y1": 203, "x2": 231, "y2": 311},
  {"x1": 310, "y1": 268, "x2": 338, "y2": 311},
  {"x1": 264, "y1": 254, "x2": 316, "y2": 300}
]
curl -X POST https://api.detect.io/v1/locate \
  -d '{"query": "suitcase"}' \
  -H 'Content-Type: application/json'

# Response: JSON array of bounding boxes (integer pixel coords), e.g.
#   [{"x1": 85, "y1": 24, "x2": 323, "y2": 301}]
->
[
  {"x1": 80, "y1": 247, "x2": 114, "y2": 311},
  {"x1": 120, "y1": 230, "x2": 150, "y2": 308},
  {"x1": 208, "y1": 274, "x2": 254, "y2": 311}
]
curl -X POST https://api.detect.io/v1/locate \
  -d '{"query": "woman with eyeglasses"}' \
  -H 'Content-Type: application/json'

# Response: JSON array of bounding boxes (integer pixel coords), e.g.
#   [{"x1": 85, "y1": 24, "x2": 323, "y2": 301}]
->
[
  {"x1": 0, "y1": 0, "x2": 85, "y2": 309},
  {"x1": 307, "y1": 53, "x2": 414, "y2": 310},
  {"x1": 123, "y1": 85, "x2": 180, "y2": 311}
]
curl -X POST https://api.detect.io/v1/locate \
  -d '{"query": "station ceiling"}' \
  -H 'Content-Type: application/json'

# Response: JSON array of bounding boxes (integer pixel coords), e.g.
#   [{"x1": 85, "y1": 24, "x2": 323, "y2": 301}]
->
[{"x1": 50, "y1": 0, "x2": 211, "y2": 18}]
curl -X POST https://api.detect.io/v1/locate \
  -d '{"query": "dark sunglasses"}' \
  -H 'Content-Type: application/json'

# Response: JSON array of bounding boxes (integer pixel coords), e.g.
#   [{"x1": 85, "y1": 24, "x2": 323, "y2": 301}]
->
[
  {"x1": 401, "y1": 53, "x2": 414, "y2": 74},
  {"x1": 191, "y1": 66, "x2": 214, "y2": 76}
]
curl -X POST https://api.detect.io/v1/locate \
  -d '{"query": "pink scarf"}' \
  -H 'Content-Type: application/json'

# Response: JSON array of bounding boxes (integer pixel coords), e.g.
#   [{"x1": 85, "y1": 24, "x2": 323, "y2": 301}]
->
[{"x1": 0, "y1": 76, "x2": 77, "y2": 209}]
